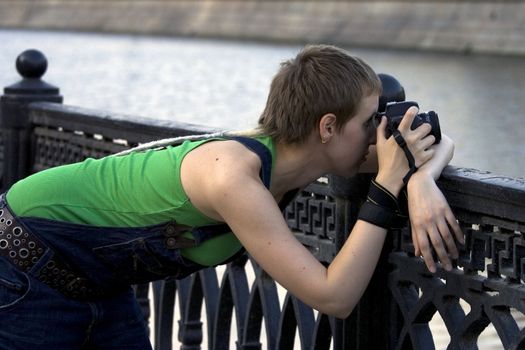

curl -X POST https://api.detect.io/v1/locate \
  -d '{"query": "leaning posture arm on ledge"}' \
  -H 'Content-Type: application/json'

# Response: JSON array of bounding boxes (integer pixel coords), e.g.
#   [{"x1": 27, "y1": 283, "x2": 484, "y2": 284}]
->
[
  {"x1": 184, "y1": 107, "x2": 438, "y2": 319},
  {"x1": 406, "y1": 134, "x2": 463, "y2": 272},
  {"x1": 362, "y1": 133, "x2": 463, "y2": 273}
]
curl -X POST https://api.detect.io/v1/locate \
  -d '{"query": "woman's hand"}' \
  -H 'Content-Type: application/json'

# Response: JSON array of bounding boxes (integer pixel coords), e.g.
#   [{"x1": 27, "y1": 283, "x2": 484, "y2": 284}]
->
[
  {"x1": 406, "y1": 135, "x2": 464, "y2": 273},
  {"x1": 375, "y1": 107, "x2": 436, "y2": 196}
]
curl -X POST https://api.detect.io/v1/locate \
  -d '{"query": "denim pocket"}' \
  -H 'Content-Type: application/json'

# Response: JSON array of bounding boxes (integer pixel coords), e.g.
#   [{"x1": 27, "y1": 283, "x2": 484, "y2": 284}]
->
[
  {"x1": 93, "y1": 235, "x2": 187, "y2": 284},
  {"x1": 0, "y1": 258, "x2": 31, "y2": 311}
]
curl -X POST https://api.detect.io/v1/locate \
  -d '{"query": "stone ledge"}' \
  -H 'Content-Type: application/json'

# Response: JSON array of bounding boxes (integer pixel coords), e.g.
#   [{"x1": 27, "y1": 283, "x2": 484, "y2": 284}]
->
[{"x1": 1, "y1": 1, "x2": 524, "y2": 56}]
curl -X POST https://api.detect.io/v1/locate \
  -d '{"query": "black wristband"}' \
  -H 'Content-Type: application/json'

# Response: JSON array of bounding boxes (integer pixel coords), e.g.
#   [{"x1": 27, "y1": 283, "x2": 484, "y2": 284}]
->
[
  {"x1": 368, "y1": 179, "x2": 399, "y2": 212},
  {"x1": 358, "y1": 201, "x2": 406, "y2": 229}
]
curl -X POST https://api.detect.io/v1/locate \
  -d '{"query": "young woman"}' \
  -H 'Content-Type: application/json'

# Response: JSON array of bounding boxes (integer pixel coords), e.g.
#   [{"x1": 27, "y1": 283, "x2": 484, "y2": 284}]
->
[{"x1": 0, "y1": 44, "x2": 462, "y2": 349}]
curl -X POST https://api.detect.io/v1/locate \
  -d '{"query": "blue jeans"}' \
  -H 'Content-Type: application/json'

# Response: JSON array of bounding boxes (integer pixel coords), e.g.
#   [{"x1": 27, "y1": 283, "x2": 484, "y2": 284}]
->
[{"x1": 0, "y1": 256, "x2": 152, "y2": 349}]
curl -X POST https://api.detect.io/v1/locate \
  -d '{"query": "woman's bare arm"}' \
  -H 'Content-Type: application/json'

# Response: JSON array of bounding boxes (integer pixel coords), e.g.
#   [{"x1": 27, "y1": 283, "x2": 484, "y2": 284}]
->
[
  {"x1": 180, "y1": 139, "x2": 390, "y2": 318},
  {"x1": 360, "y1": 133, "x2": 463, "y2": 273},
  {"x1": 406, "y1": 134, "x2": 463, "y2": 272},
  {"x1": 209, "y1": 155, "x2": 390, "y2": 319}
]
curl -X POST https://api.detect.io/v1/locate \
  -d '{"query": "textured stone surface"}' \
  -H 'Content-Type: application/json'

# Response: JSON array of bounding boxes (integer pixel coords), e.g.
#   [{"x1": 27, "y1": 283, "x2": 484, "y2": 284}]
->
[{"x1": 0, "y1": 1, "x2": 524, "y2": 55}]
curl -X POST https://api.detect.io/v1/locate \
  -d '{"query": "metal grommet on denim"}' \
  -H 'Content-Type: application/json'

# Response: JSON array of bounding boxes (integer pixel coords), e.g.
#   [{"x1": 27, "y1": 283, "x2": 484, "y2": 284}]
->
[
  {"x1": 0, "y1": 195, "x2": 109, "y2": 300},
  {"x1": 0, "y1": 202, "x2": 46, "y2": 273}
]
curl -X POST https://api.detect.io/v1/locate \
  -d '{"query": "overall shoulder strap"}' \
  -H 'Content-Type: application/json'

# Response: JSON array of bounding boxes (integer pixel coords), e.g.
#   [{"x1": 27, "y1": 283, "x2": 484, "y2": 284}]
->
[{"x1": 226, "y1": 136, "x2": 272, "y2": 189}]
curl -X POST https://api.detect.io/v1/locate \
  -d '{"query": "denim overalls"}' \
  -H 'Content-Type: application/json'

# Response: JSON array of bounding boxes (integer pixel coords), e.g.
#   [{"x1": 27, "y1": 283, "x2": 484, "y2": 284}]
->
[{"x1": 0, "y1": 136, "x2": 273, "y2": 349}]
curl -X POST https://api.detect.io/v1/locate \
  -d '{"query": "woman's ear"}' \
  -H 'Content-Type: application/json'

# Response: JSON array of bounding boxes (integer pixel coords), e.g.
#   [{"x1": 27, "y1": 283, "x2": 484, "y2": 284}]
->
[{"x1": 318, "y1": 113, "x2": 337, "y2": 143}]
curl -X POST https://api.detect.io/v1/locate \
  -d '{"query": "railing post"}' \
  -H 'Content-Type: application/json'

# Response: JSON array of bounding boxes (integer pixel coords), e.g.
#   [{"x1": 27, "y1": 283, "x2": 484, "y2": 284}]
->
[
  {"x1": 0, "y1": 49, "x2": 63, "y2": 191},
  {"x1": 329, "y1": 174, "x2": 393, "y2": 349}
]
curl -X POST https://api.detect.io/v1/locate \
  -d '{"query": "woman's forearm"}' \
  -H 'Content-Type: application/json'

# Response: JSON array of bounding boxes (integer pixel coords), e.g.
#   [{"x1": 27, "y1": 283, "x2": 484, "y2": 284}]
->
[
  {"x1": 326, "y1": 221, "x2": 387, "y2": 318},
  {"x1": 405, "y1": 133, "x2": 462, "y2": 272},
  {"x1": 413, "y1": 133, "x2": 454, "y2": 181}
]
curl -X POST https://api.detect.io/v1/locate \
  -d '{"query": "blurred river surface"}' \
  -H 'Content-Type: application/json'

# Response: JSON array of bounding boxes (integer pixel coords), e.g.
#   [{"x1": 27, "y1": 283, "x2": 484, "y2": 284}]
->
[
  {"x1": 1, "y1": 29, "x2": 523, "y2": 349},
  {"x1": 1, "y1": 29, "x2": 524, "y2": 178}
]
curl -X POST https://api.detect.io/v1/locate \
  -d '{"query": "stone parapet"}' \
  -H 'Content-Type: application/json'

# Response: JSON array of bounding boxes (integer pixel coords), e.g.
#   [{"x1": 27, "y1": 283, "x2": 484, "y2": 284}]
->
[{"x1": 0, "y1": 1, "x2": 524, "y2": 56}]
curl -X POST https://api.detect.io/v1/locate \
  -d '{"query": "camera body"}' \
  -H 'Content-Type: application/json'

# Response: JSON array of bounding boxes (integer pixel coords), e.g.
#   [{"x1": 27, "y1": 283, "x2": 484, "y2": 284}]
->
[
  {"x1": 377, "y1": 74, "x2": 441, "y2": 144},
  {"x1": 380, "y1": 101, "x2": 441, "y2": 144}
]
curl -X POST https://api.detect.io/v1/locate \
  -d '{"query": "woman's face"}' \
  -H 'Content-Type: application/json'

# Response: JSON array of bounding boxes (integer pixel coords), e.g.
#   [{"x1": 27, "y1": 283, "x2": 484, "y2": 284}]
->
[{"x1": 328, "y1": 93, "x2": 379, "y2": 176}]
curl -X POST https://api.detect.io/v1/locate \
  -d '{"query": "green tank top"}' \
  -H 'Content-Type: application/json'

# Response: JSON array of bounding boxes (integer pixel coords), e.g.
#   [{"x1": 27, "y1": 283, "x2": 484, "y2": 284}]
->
[{"x1": 6, "y1": 135, "x2": 276, "y2": 266}]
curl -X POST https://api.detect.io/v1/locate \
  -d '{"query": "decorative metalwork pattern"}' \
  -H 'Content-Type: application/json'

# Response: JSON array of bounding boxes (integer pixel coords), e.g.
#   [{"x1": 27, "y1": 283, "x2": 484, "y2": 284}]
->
[
  {"x1": 284, "y1": 181, "x2": 337, "y2": 263},
  {"x1": 387, "y1": 168, "x2": 525, "y2": 350},
  {"x1": 27, "y1": 102, "x2": 221, "y2": 173},
  {"x1": 32, "y1": 126, "x2": 126, "y2": 171}
]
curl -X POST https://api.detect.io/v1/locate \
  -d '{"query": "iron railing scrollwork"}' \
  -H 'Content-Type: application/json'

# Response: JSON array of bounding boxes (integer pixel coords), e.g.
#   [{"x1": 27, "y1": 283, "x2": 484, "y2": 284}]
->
[{"x1": 387, "y1": 168, "x2": 525, "y2": 350}]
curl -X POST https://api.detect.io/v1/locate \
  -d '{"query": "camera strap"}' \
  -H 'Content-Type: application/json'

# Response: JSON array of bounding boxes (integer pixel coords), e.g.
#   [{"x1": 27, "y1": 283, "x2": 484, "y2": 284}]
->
[{"x1": 391, "y1": 129, "x2": 418, "y2": 185}]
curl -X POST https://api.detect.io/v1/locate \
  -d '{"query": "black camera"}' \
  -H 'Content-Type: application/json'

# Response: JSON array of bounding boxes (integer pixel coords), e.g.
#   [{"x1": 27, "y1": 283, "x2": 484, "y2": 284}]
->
[
  {"x1": 379, "y1": 101, "x2": 441, "y2": 143},
  {"x1": 377, "y1": 74, "x2": 441, "y2": 144}
]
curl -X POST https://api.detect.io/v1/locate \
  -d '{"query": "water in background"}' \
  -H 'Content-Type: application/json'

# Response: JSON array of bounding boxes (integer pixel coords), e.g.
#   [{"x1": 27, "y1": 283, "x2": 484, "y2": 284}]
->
[{"x1": 1, "y1": 29, "x2": 524, "y2": 178}]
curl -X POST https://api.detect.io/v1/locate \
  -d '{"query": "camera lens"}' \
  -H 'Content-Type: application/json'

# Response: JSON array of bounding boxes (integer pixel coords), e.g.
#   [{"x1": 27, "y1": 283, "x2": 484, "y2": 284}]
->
[{"x1": 413, "y1": 111, "x2": 441, "y2": 144}]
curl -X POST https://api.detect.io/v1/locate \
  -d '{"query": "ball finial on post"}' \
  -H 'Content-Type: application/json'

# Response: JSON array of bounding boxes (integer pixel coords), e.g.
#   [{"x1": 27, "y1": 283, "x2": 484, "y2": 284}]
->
[
  {"x1": 378, "y1": 73, "x2": 406, "y2": 113},
  {"x1": 16, "y1": 49, "x2": 48, "y2": 79},
  {"x1": 1, "y1": 49, "x2": 63, "y2": 191}
]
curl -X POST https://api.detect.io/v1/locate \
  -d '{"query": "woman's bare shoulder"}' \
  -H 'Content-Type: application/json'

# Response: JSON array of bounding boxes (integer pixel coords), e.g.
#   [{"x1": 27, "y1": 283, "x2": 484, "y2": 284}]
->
[{"x1": 180, "y1": 140, "x2": 264, "y2": 220}]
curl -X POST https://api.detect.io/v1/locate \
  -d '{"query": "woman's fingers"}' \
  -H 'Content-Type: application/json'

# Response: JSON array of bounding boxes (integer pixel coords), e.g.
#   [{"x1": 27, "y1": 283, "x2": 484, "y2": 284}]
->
[
  {"x1": 416, "y1": 232, "x2": 436, "y2": 273},
  {"x1": 447, "y1": 211, "x2": 464, "y2": 244},
  {"x1": 398, "y1": 106, "x2": 419, "y2": 131},
  {"x1": 415, "y1": 219, "x2": 463, "y2": 272},
  {"x1": 419, "y1": 135, "x2": 436, "y2": 150},
  {"x1": 437, "y1": 218, "x2": 459, "y2": 259},
  {"x1": 428, "y1": 225, "x2": 452, "y2": 270},
  {"x1": 411, "y1": 229, "x2": 420, "y2": 256}
]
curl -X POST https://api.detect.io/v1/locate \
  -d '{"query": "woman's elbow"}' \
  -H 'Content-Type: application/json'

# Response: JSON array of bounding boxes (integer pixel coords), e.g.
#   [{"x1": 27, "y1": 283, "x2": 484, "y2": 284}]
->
[
  {"x1": 316, "y1": 299, "x2": 356, "y2": 319},
  {"x1": 332, "y1": 307, "x2": 354, "y2": 320}
]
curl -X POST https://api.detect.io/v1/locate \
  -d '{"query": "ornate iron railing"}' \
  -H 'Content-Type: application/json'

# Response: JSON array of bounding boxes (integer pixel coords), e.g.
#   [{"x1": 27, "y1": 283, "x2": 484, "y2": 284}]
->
[{"x1": 2, "y1": 49, "x2": 525, "y2": 350}]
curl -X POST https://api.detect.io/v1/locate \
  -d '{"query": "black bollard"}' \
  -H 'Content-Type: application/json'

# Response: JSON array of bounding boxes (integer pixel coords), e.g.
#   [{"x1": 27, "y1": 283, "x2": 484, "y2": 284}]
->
[{"x1": 0, "y1": 49, "x2": 63, "y2": 191}]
